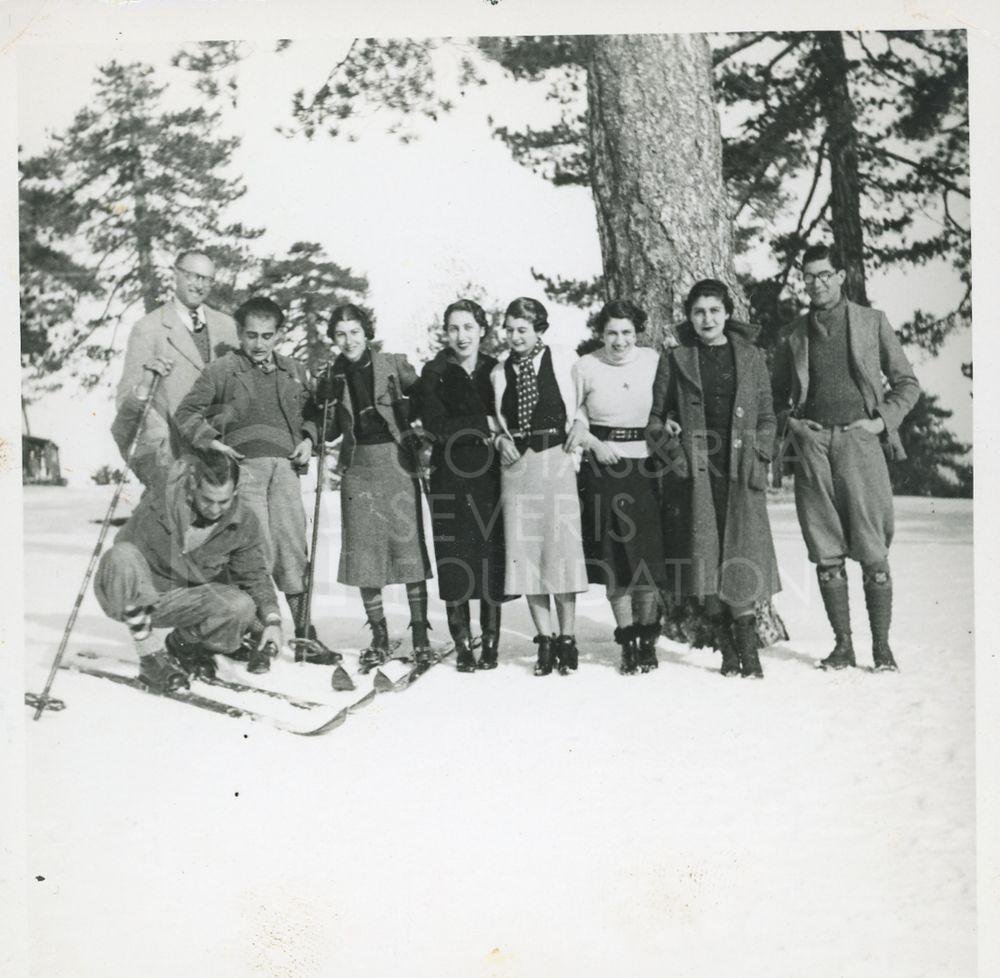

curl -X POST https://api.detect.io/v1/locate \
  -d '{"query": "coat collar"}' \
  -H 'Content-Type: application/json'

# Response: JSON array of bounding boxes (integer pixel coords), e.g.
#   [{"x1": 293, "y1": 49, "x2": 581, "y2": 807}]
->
[
  {"x1": 672, "y1": 331, "x2": 754, "y2": 397},
  {"x1": 232, "y1": 348, "x2": 295, "y2": 374},
  {"x1": 155, "y1": 458, "x2": 243, "y2": 540},
  {"x1": 162, "y1": 304, "x2": 205, "y2": 371},
  {"x1": 425, "y1": 348, "x2": 495, "y2": 378}
]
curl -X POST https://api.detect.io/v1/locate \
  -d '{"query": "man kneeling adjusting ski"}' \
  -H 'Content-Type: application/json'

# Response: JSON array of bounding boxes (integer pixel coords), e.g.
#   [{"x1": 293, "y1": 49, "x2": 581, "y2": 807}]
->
[{"x1": 93, "y1": 447, "x2": 284, "y2": 690}]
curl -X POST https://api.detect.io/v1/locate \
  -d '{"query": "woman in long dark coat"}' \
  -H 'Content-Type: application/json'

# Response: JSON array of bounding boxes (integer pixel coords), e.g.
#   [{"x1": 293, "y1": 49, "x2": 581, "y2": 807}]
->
[
  {"x1": 311, "y1": 304, "x2": 434, "y2": 668},
  {"x1": 419, "y1": 299, "x2": 505, "y2": 672},
  {"x1": 646, "y1": 279, "x2": 781, "y2": 678}
]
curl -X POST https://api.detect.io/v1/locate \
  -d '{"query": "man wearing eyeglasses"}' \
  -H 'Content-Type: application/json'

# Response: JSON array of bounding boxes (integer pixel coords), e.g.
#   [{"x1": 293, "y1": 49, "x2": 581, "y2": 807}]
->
[
  {"x1": 772, "y1": 243, "x2": 920, "y2": 673},
  {"x1": 114, "y1": 250, "x2": 239, "y2": 487}
]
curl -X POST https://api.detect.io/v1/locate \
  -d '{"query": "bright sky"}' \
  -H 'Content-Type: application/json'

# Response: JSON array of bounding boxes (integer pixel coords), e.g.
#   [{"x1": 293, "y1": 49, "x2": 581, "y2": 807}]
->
[{"x1": 17, "y1": 35, "x2": 972, "y2": 484}]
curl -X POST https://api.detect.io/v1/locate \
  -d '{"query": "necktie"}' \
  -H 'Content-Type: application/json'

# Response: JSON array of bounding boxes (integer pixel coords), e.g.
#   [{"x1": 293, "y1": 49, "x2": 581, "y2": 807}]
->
[{"x1": 190, "y1": 309, "x2": 210, "y2": 364}]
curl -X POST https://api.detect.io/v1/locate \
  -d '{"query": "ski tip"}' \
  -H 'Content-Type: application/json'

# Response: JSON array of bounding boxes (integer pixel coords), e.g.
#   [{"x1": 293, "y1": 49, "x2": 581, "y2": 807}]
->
[{"x1": 330, "y1": 665, "x2": 357, "y2": 692}]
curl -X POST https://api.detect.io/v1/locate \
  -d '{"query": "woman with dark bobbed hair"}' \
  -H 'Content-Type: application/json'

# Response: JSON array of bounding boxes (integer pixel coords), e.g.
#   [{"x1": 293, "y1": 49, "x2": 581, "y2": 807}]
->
[
  {"x1": 492, "y1": 297, "x2": 588, "y2": 677},
  {"x1": 569, "y1": 299, "x2": 666, "y2": 674},
  {"x1": 418, "y1": 298, "x2": 506, "y2": 672},
  {"x1": 645, "y1": 279, "x2": 782, "y2": 678},
  {"x1": 309, "y1": 303, "x2": 434, "y2": 668}
]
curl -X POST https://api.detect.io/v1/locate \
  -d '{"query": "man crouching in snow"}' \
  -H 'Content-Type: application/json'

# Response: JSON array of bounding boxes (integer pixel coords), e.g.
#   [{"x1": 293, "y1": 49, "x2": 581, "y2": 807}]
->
[{"x1": 93, "y1": 447, "x2": 283, "y2": 691}]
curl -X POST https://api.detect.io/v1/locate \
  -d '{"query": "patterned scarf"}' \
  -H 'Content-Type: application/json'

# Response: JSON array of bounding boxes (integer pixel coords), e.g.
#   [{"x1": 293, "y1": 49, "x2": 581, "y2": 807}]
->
[{"x1": 511, "y1": 340, "x2": 546, "y2": 429}]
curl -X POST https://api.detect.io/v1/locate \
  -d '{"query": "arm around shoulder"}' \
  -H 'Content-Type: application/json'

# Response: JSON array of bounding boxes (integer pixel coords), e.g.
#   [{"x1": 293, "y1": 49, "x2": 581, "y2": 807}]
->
[{"x1": 174, "y1": 363, "x2": 224, "y2": 448}]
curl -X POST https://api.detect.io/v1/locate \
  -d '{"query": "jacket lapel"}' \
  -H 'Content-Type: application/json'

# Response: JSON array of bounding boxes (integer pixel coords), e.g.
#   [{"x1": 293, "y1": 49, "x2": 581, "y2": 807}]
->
[
  {"x1": 846, "y1": 302, "x2": 879, "y2": 401},
  {"x1": 232, "y1": 353, "x2": 255, "y2": 398},
  {"x1": 163, "y1": 305, "x2": 205, "y2": 371},
  {"x1": 371, "y1": 352, "x2": 398, "y2": 426},
  {"x1": 731, "y1": 338, "x2": 752, "y2": 408},
  {"x1": 671, "y1": 344, "x2": 703, "y2": 393},
  {"x1": 202, "y1": 307, "x2": 225, "y2": 364},
  {"x1": 788, "y1": 319, "x2": 810, "y2": 405}
]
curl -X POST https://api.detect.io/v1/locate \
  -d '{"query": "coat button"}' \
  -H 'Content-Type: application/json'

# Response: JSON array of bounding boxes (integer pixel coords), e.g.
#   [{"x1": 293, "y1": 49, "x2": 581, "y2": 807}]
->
[
  {"x1": 735, "y1": 406, "x2": 744, "y2": 418},
  {"x1": 732, "y1": 438, "x2": 742, "y2": 450}
]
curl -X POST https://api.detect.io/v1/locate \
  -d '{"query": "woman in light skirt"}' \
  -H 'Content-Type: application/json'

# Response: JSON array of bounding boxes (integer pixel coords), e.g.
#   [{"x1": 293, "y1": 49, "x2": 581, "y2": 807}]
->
[{"x1": 491, "y1": 297, "x2": 588, "y2": 676}]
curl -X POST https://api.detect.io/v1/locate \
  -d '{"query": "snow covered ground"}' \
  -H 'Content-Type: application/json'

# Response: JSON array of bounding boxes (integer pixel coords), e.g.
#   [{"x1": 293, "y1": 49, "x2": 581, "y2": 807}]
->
[{"x1": 21, "y1": 485, "x2": 975, "y2": 978}]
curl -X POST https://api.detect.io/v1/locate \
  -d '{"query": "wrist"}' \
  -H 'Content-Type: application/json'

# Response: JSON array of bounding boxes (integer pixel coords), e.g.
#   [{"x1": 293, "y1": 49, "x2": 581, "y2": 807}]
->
[{"x1": 263, "y1": 612, "x2": 282, "y2": 626}]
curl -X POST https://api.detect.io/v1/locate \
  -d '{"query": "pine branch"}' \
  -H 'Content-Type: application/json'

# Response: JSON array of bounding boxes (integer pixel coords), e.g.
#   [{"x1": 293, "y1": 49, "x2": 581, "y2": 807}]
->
[
  {"x1": 712, "y1": 33, "x2": 770, "y2": 66},
  {"x1": 865, "y1": 143, "x2": 969, "y2": 198}
]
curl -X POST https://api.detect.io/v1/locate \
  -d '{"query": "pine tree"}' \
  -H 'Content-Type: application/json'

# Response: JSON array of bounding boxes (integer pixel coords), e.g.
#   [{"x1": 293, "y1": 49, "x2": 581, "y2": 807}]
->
[
  {"x1": 19, "y1": 60, "x2": 262, "y2": 392},
  {"x1": 280, "y1": 34, "x2": 741, "y2": 346},
  {"x1": 892, "y1": 393, "x2": 972, "y2": 497},
  {"x1": 235, "y1": 242, "x2": 371, "y2": 375},
  {"x1": 714, "y1": 30, "x2": 969, "y2": 354}
]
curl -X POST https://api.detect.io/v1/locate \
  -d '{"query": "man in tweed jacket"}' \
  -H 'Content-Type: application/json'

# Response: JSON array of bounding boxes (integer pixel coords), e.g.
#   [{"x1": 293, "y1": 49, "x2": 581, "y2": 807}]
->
[
  {"x1": 114, "y1": 250, "x2": 238, "y2": 487},
  {"x1": 772, "y1": 243, "x2": 920, "y2": 672}
]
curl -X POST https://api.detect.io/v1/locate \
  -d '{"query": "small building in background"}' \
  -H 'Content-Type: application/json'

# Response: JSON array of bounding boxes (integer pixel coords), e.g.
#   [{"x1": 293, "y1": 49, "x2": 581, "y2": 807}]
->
[{"x1": 22, "y1": 435, "x2": 66, "y2": 486}]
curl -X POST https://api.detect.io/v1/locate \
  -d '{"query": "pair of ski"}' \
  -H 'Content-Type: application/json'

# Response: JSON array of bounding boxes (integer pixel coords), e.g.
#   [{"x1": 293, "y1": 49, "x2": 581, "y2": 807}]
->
[{"x1": 63, "y1": 641, "x2": 454, "y2": 737}]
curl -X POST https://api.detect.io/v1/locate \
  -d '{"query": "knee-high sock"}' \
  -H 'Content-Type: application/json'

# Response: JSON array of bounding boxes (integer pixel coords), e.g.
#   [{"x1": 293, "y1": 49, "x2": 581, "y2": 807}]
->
[
  {"x1": 360, "y1": 587, "x2": 385, "y2": 624},
  {"x1": 406, "y1": 581, "x2": 428, "y2": 625}
]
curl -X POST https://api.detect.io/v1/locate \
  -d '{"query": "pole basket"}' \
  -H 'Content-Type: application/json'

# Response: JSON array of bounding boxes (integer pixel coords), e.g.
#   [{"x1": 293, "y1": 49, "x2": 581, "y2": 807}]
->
[{"x1": 24, "y1": 692, "x2": 66, "y2": 713}]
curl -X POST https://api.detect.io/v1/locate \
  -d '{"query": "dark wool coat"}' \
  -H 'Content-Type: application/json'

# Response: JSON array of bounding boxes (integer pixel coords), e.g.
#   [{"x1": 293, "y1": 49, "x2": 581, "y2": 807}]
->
[
  {"x1": 646, "y1": 329, "x2": 780, "y2": 607},
  {"x1": 418, "y1": 349, "x2": 505, "y2": 602}
]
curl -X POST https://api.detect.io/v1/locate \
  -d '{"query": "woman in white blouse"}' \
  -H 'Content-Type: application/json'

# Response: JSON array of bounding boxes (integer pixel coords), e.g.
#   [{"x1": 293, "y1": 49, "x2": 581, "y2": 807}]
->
[{"x1": 569, "y1": 300, "x2": 666, "y2": 674}]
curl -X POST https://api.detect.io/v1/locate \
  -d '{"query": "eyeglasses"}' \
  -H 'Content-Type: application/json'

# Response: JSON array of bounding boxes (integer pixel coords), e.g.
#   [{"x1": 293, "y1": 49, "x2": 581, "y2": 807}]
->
[
  {"x1": 176, "y1": 266, "x2": 214, "y2": 286},
  {"x1": 802, "y1": 270, "x2": 839, "y2": 286}
]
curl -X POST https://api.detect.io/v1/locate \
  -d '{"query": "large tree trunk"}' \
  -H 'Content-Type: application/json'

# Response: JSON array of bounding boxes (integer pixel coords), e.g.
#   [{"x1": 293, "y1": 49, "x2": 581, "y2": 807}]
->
[
  {"x1": 813, "y1": 32, "x2": 869, "y2": 306},
  {"x1": 586, "y1": 34, "x2": 742, "y2": 346}
]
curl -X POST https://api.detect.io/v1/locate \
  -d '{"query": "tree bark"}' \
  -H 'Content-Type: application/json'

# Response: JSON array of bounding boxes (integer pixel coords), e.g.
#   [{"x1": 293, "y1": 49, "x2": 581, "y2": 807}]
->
[
  {"x1": 586, "y1": 34, "x2": 743, "y2": 346},
  {"x1": 813, "y1": 32, "x2": 869, "y2": 306}
]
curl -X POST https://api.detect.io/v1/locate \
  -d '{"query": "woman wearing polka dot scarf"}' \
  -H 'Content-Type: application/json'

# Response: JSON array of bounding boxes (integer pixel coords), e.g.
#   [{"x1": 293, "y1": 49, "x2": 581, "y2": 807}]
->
[{"x1": 491, "y1": 298, "x2": 588, "y2": 677}]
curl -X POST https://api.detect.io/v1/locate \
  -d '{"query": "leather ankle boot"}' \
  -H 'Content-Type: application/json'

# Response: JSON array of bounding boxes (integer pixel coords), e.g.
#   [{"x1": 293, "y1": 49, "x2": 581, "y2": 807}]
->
[
  {"x1": 533, "y1": 634, "x2": 555, "y2": 676},
  {"x1": 634, "y1": 622, "x2": 660, "y2": 673},
  {"x1": 615, "y1": 625, "x2": 638, "y2": 675},
  {"x1": 555, "y1": 634, "x2": 578, "y2": 675},
  {"x1": 359, "y1": 618, "x2": 390, "y2": 672}
]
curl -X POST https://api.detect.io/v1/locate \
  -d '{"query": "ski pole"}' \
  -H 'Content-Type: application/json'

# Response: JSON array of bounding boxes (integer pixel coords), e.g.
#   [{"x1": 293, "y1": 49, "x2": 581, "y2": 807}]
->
[
  {"x1": 26, "y1": 373, "x2": 162, "y2": 721},
  {"x1": 302, "y1": 386, "x2": 333, "y2": 633},
  {"x1": 387, "y1": 373, "x2": 429, "y2": 497}
]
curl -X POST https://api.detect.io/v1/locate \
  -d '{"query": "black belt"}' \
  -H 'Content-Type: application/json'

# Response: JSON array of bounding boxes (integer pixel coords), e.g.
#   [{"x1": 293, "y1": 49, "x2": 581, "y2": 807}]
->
[
  {"x1": 508, "y1": 427, "x2": 566, "y2": 450},
  {"x1": 507, "y1": 427, "x2": 562, "y2": 439},
  {"x1": 590, "y1": 425, "x2": 646, "y2": 442}
]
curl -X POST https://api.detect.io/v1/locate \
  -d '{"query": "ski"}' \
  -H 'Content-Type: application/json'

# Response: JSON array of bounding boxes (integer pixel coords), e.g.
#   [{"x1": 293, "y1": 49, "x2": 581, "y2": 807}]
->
[
  {"x1": 62, "y1": 636, "x2": 456, "y2": 736},
  {"x1": 372, "y1": 641, "x2": 456, "y2": 692},
  {"x1": 62, "y1": 660, "x2": 371, "y2": 736},
  {"x1": 71, "y1": 650, "x2": 328, "y2": 711}
]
